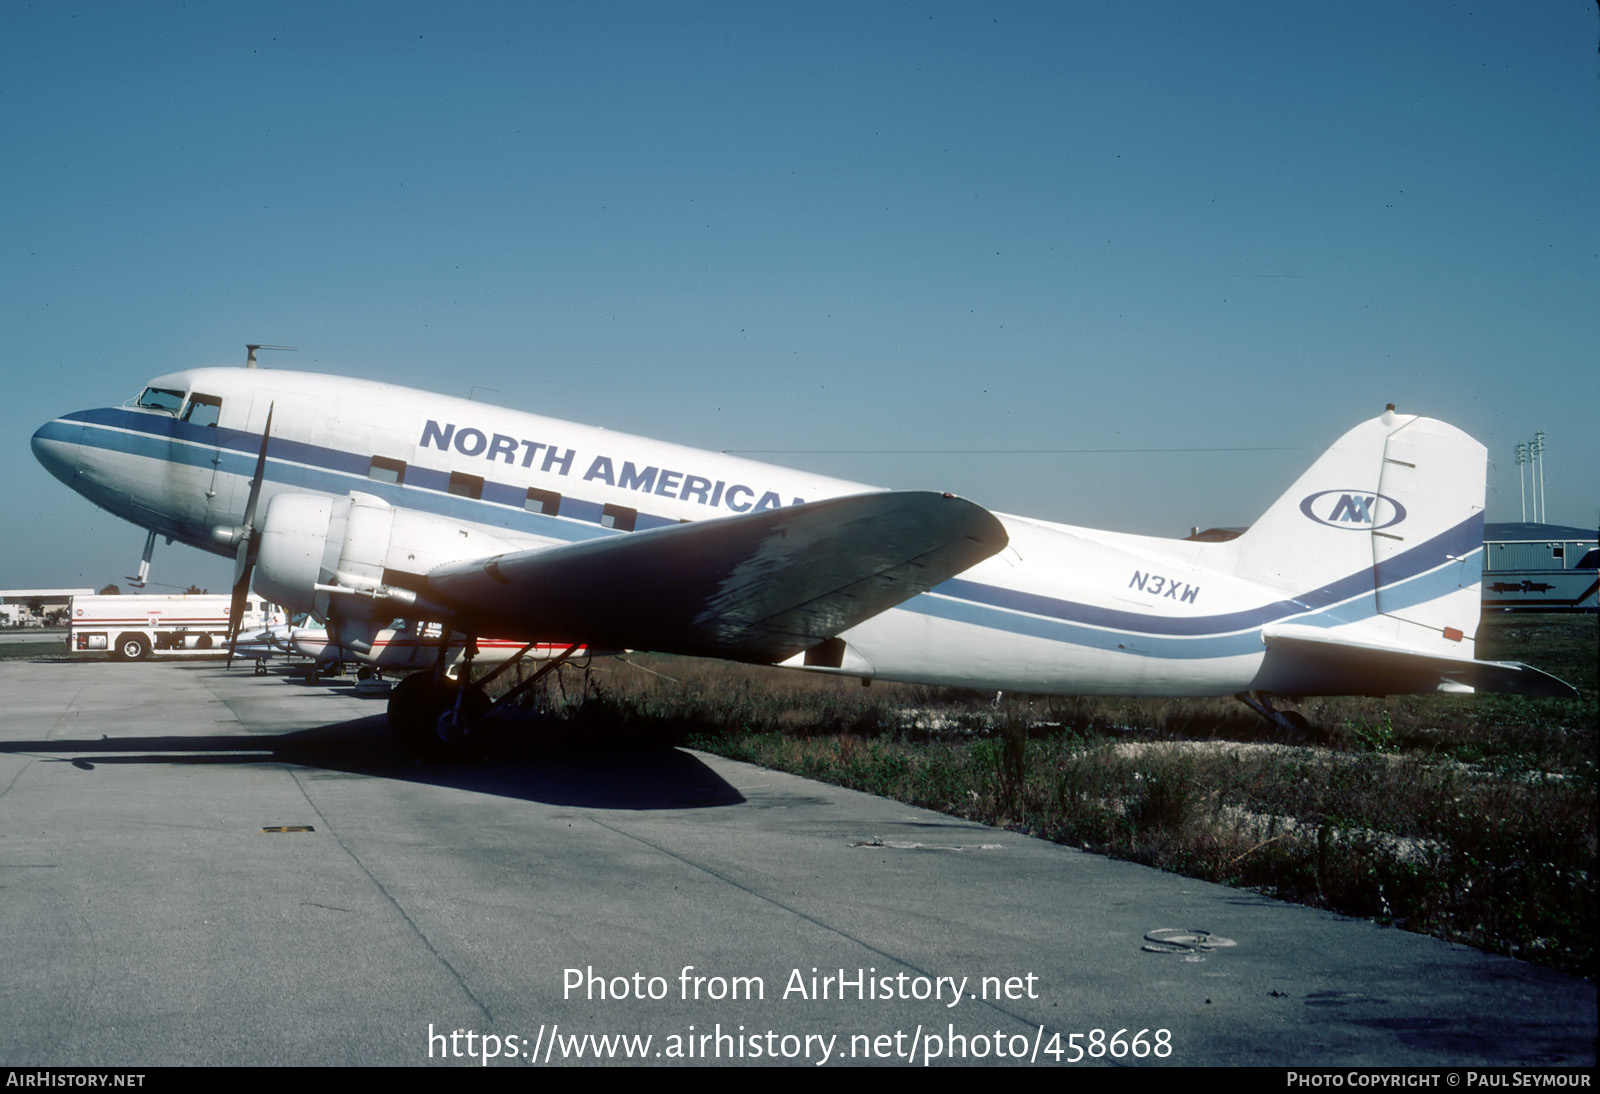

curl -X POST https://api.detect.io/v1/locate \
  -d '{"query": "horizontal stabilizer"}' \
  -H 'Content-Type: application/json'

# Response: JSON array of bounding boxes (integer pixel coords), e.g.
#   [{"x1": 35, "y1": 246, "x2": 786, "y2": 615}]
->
[
  {"x1": 1257, "y1": 627, "x2": 1578, "y2": 698},
  {"x1": 422, "y1": 491, "x2": 1008, "y2": 663}
]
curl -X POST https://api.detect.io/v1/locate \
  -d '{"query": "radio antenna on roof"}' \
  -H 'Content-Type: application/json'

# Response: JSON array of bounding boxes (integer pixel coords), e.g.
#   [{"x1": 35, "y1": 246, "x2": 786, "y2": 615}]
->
[{"x1": 245, "y1": 344, "x2": 298, "y2": 368}]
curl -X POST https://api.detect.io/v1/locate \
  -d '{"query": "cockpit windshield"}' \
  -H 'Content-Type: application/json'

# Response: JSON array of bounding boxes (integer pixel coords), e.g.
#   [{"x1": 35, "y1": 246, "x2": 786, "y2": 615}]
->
[{"x1": 136, "y1": 386, "x2": 185, "y2": 413}]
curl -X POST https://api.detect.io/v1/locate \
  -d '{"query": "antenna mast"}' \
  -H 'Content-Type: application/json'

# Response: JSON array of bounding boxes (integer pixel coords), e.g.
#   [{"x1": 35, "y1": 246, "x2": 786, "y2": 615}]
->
[{"x1": 245, "y1": 344, "x2": 299, "y2": 368}]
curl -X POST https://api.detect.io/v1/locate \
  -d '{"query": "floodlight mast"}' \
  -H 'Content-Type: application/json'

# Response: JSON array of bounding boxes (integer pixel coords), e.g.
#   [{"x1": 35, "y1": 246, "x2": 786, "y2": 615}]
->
[
  {"x1": 1515, "y1": 442, "x2": 1529, "y2": 522},
  {"x1": 1532, "y1": 431, "x2": 1546, "y2": 526}
]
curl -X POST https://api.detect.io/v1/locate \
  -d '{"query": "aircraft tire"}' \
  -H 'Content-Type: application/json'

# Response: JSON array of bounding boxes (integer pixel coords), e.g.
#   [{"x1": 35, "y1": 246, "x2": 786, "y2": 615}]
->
[
  {"x1": 431, "y1": 685, "x2": 490, "y2": 759},
  {"x1": 113, "y1": 633, "x2": 150, "y2": 662},
  {"x1": 389, "y1": 675, "x2": 489, "y2": 760}
]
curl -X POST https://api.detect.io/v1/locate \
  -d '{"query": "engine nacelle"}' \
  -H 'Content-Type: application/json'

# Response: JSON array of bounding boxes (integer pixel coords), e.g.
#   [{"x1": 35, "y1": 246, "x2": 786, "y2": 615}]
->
[
  {"x1": 254, "y1": 491, "x2": 518, "y2": 651},
  {"x1": 254, "y1": 493, "x2": 336, "y2": 616}
]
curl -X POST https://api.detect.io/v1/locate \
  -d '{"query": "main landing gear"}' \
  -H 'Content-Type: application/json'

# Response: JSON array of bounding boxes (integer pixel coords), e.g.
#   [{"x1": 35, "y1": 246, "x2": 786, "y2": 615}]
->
[
  {"x1": 386, "y1": 635, "x2": 582, "y2": 760},
  {"x1": 387, "y1": 672, "x2": 490, "y2": 758}
]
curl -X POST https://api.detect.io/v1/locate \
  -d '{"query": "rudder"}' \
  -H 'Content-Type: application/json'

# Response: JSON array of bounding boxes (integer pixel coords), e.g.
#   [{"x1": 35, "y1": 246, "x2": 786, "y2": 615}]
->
[{"x1": 1228, "y1": 408, "x2": 1485, "y2": 658}]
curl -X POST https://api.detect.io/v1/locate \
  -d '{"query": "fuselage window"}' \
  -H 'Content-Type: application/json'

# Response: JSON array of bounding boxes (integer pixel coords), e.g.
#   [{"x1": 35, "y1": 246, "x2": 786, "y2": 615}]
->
[
  {"x1": 601, "y1": 504, "x2": 636, "y2": 531},
  {"x1": 136, "y1": 387, "x2": 185, "y2": 413},
  {"x1": 369, "y1": 456, "x2": 407, "y2": 485},
  {"x1": 525, "y1": 488, "x2": 561, "y2": 516},
  {"x1": 183, "y1": 393, "x2": 223, "y2": 428},
  {"x1": 448, "y1": 471, "x2": 484, "y2": 500}
]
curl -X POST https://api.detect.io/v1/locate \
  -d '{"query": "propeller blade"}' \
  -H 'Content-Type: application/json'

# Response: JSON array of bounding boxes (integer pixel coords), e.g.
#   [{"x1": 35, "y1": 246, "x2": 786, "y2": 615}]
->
[
  {"x1": 225, "y1": 571, "x2": 252, "y2": 669},
  {"x1": 239, "y1": 403, "x2": 274, "y2": 539},
  {"x1": 226, "y1": 404, "x2": 275, "y2": 667}
]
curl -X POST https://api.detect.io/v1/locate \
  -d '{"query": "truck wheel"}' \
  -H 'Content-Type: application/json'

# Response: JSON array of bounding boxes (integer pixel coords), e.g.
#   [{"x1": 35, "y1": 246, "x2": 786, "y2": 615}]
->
[{"x1": 114, "y1": 633, "x2": 150, "y2": 661}]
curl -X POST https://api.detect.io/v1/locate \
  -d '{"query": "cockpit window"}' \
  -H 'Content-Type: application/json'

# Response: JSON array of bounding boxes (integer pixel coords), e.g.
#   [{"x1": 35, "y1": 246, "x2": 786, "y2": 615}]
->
[
  {"x1": 183, "y1": 393, "x2": 223, "y2": 427},
  {"x1": 136, "y1": 387, "x2": 185, "y2": 413}
]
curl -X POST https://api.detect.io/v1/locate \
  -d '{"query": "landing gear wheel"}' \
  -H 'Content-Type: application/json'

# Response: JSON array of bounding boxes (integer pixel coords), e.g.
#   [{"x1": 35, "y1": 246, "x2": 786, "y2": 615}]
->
[
  {"x1": 432, "y1": 684, "x2": 490, "y2": 760},
  {"x1": 388, "y1": 674, "x2": 490, "y2": 760}
]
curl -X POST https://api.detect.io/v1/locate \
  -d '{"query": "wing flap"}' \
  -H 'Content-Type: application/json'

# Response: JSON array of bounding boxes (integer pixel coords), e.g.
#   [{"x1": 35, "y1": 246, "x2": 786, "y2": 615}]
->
[
  {"x1": 1256, "y1": 626, "x2": 1577, "y2": 698},
  {"x1": 423, "y1": 491, "x2": 1007, "y2": 663}
]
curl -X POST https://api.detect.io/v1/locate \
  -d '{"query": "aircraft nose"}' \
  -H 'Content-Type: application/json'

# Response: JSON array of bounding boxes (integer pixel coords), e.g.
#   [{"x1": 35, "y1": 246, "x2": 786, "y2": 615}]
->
[{"x1": 31, "y1": 417, "x2": 83, "y2": 486}]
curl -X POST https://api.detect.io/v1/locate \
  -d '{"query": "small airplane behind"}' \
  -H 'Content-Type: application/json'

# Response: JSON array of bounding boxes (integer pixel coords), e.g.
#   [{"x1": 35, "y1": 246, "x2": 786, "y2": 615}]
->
[
  {"x1": 285, "y1": 619, "x2": 583, "y2": 678},
  {"x1": 233, "y1": 616, "x2": 585, "y2": 684},
  {"x1": 33, "y1": 359, "x2": 1575, "y2": 754},
  {"x1": 229, "y1": 620, "x2": 304, "y2": 673}
]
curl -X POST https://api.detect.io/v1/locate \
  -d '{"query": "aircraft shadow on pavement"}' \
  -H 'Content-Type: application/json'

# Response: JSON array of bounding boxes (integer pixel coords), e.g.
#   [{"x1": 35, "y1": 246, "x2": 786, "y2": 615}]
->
[{"x1": 0, "y1": 709, "x2": 748, "y2": 811}]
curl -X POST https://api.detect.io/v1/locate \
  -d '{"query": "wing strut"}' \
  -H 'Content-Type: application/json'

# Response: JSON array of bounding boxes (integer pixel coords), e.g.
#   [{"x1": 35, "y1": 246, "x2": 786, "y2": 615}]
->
[
  {"x1": 477, "y1": 642, "x2": 583, "y2": 720},
  {"x1": 434, "y1": 640, "x2": 584, "y2": 749}
]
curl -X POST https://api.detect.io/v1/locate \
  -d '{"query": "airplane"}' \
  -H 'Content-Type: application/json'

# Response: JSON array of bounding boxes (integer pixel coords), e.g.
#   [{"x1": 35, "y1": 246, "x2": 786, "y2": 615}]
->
[
  {"x1": 276, "y1": 618, "x2": 588, "y2": 682},
  {"x1": 225, "y1": 618, "x2": 499, "y2": 679},
  {"x1": 229, "y1": 620, "x2": 308, "y2": 674},
  {"x1": 32, "y1": 361, "x2": 1575, "y2": 754}
]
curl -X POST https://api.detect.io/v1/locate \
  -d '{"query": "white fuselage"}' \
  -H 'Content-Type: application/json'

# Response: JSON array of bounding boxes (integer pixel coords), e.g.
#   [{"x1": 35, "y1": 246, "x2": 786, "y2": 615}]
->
[{"x1": 33, "y1": 368, "x2": 1487, "y2": 697}]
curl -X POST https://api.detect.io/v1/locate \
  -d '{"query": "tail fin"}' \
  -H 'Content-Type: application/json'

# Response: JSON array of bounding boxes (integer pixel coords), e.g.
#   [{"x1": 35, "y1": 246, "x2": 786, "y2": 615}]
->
[
  {"x1": 1229, "y1": 407, "x2": 1486, "y2": 659},
  {"x1": 1203, "y1": 408, "x2": 1572, "y2": 697}
]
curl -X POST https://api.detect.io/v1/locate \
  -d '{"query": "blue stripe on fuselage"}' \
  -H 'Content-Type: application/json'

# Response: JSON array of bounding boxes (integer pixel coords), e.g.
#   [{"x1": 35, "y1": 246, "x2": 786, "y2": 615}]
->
[
  {"x1": 907, "y1": 555, "x2": 1475, "y2": 660},
  {"x1": 51, "y1": 408, "x2": 1483, "y2": 658},
  {"x1": 929, "y1": 514, "x2": 1483, "y2": 641},
  {"x1": 53, "y1": 409, "x2": 621, "y2": 544}
]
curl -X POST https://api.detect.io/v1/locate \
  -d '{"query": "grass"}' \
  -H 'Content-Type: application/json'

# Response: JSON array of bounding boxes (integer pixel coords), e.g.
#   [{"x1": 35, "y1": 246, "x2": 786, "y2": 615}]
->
[
  {"x1": 0, "y1": 638, "x2": 73, "y2": 661},
  {"x1": 489, "y1": 613, "x2": 1597, "y2": 976},
  {"x1": 17, "y1": 613, "x2": 1592, "y2": 973}
]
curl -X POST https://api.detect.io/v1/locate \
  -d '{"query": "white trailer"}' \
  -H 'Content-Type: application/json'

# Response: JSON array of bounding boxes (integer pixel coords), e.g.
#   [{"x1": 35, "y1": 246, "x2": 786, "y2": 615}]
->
[{"x1": 67, "y1": 594, "x2": 282, "y2": 661}]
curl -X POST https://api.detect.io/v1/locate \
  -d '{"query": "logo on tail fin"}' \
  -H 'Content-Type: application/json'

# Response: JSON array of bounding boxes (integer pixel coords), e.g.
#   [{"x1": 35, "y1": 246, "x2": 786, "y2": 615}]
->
[{"x1": 1298, "y1": 490, "x2": 1407, "y2": 531}]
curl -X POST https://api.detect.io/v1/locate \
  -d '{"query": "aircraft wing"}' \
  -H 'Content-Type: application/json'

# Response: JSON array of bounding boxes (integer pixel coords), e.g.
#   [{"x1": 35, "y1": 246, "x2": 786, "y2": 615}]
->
[
  {"x1": 1255, "y1": 626, "x2": 1578, "y2": 698},
  {"x1": 421, "y1": 491, "x2": 1008, "y2": 664}
]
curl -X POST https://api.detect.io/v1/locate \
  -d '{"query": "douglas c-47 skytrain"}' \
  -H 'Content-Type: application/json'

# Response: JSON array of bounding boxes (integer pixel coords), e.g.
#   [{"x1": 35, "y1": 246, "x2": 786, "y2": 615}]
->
[{"x1": 32, "y1": 360, "x2": 1574, "y2": 752}]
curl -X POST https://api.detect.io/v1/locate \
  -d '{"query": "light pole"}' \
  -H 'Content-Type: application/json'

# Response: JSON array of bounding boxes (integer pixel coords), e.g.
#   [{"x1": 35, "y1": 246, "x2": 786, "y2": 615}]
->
[
  {"x1": 1515, "y1": 442, "x2": 1529, "y2": 522},
  {"x1": 1531, "y1": 431, "x2": 1546, "y2": 526}
]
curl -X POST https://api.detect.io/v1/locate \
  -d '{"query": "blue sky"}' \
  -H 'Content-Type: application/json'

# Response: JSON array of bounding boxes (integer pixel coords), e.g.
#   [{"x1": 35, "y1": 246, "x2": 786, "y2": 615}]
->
[{"x1": 6, "y1": 1, "x2": 1597, "y2": 593}]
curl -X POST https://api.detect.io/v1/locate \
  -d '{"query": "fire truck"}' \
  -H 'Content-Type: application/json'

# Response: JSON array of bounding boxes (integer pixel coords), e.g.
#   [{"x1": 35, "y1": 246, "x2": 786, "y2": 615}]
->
[{"x1": 67, "y1": 594, "x2": 282, "y2": 660}]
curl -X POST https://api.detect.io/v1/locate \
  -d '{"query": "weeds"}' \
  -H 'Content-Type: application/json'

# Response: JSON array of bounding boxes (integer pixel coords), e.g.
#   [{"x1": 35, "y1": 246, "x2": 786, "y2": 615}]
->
[{"x1": 492, "y1": 615, "x2": 1597, "y2": 976}]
